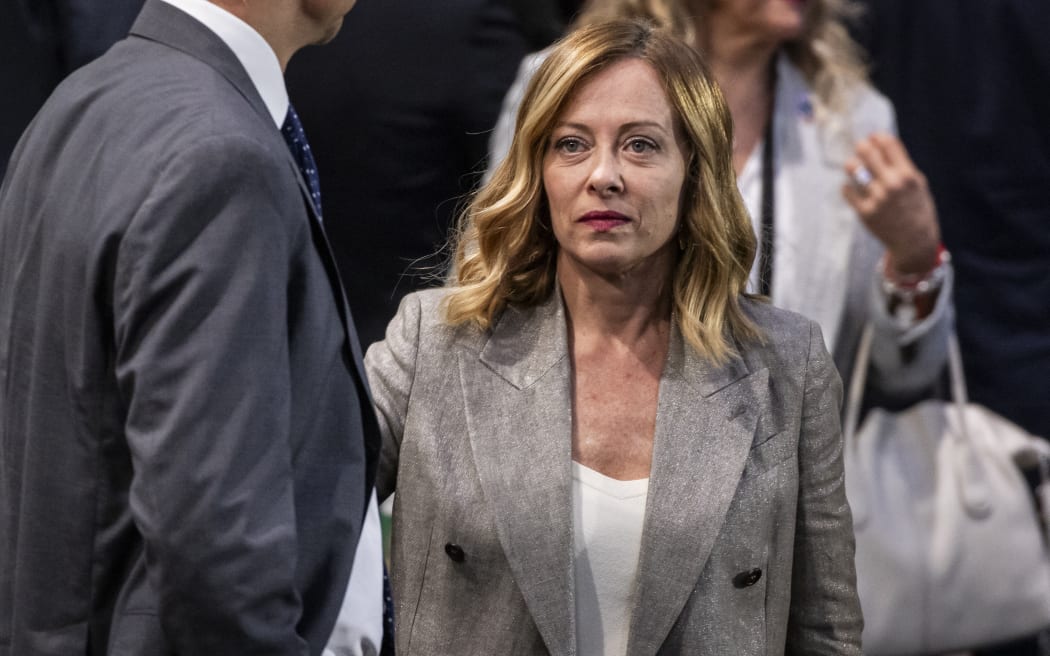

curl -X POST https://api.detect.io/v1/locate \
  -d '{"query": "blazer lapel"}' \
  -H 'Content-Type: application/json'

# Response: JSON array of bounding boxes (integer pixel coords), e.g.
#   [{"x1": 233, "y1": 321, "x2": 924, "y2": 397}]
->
[
  {"x1": 772, "y1": 56, "x2": 853, "y2": 352},
  {"x1": 626, "y1": 331, "x2": 773, "y2": 655},
  {"x1": 461, "y1": 291, "x2": 576, "y2": 655}
]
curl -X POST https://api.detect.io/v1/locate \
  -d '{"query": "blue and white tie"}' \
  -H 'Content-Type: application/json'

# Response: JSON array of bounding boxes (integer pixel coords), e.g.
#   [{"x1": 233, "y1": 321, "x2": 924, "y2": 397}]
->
[
  {"x1": 283, "y1": 103, "x2": 396, "y2": 652},
  {"x1": 281, "y1": 104, "x2": 323, "y2": 222}
]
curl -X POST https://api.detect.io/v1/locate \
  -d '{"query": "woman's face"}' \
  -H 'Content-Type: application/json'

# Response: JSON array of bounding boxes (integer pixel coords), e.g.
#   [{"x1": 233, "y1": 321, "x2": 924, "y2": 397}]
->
[
  {"x1": 542, "y1": 58, "x2": 689, "y2": 279},
  {"x1": 707, "y1": 0, "x2": 808, "y2": 47}
]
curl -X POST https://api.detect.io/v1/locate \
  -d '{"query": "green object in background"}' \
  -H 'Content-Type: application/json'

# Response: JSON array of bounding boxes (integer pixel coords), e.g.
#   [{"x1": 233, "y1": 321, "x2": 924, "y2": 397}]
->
[{"x1": 380, "y1": 498, "x2": 393, "y2": 567}]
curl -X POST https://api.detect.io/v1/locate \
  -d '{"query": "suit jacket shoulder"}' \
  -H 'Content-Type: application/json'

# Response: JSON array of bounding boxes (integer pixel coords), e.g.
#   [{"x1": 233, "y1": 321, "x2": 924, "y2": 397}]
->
[{"x1": 738, "y1": 297, "x2": 827, "y2": 373}]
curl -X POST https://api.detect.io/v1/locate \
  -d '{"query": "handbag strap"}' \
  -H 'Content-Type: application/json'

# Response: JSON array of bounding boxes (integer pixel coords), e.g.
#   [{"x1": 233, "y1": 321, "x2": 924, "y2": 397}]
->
[
  {"x1": 947, "y1": 332, "x2": 995, "y2": 517},
  {"x1": 845, "y1": 325, "x2": 969, "y2": 438},
  {"x1": 844, "y1": 324, "x2": 995, "y2": 521},
  {"x1": 842, "y1": 324, "x2": 876, "y2": 446},
  {"x1": 842, "y1": 324, "x2": 875, "y2": 526}
]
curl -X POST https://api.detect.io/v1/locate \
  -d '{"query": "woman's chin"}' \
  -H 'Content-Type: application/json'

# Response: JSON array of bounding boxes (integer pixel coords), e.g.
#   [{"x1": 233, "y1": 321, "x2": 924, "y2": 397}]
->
[{"x1": 559, "y1": 251, "x2": 675, "y2": 285}]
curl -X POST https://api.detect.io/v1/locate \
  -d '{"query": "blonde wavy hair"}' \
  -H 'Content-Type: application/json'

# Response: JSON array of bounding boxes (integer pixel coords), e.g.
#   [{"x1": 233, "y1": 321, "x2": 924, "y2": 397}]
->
[
  {"x1": 445, "y1": 19, "x2": 761, "y2": 364},
  {"x1": 577, "y1": 0, "x2": 868, "y2": 114}
]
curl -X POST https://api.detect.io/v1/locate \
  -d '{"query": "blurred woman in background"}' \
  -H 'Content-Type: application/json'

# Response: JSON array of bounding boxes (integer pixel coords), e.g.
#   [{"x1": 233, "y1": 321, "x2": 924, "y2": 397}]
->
[{"x1": 490, "y1": 0, "x2": 953, "y2": 399}]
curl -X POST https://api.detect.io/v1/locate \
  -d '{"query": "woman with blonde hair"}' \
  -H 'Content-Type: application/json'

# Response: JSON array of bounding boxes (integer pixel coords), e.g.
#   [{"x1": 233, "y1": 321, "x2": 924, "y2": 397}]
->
[
  {"x1": 490, "y1": 0, "x2": 953, "y2": 398},
  {"x1": 368, "y1": 18, "x2": 861, "y2": 655}
]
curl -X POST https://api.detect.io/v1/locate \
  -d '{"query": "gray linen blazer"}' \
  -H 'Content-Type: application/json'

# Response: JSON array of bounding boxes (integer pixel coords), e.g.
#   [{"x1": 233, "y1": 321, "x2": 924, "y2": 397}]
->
[
  {"x1": 0, "y1": 2, "x2": 378, "y2": 654},
  {"x1": 366, "y1": 288, "x2": 863, "y2": 655}
]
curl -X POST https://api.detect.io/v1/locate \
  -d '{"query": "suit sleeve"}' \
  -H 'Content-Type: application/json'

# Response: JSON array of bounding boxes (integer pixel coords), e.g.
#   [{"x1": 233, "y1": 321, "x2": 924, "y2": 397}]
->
[
  {"x1": 363, "y1": 292, "x2": 424, "y2": 502},
  {"x1": 113, "y1": 135, "x2": 309, "y2": 654},
  {"x1": 786, "y1": 322, "x2": 864, "y2": 655}
]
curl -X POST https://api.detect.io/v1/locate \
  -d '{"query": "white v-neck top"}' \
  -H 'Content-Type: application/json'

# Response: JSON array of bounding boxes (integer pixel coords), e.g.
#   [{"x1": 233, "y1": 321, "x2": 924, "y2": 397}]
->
[{"x1": 572, "y1": 461, "x2": 650, "y2": 656}]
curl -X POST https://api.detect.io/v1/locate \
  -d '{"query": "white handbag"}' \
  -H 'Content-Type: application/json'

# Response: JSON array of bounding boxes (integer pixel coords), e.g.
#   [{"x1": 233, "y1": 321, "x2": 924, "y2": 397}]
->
[{"x1": 843, "y1": 325, "x2": 1050, "y2": 655}]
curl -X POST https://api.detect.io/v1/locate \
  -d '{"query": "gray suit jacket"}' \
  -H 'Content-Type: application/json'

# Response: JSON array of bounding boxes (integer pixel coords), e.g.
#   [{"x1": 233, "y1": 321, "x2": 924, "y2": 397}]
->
[
  {"x1": 366, "y1": 288, "x2": 863, "y2": 655},
  {"x1": 0, "y1": 2, "x2": 378, "y2": 654}
]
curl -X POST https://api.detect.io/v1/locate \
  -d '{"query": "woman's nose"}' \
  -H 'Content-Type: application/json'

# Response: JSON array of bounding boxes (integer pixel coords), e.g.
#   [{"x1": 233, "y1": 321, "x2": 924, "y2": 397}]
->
[{"x1": 587, "y1": 149, "x2": 624, "y2": 195}]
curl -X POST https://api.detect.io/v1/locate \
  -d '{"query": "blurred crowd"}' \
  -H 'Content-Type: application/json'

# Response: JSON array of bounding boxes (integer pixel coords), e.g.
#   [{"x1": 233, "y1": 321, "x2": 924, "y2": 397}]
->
[{"x1": 2, "y1": 1, "x2": 1047, "y2": 654}]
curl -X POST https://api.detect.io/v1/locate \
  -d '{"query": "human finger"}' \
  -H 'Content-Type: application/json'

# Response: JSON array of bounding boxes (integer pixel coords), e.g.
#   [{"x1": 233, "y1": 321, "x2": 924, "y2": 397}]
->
[
  {"x1": 844, "y1": 157, "x2": 874, "y2": 193},
  {"x1": 870, "y1": 133, "x2": 918, "y2": 175},
  {"x1": 870, "y1": 133, "x2": 929, "y2": 199},
  {"x1": 841, "y1": 179, "x2": 879, "y2": 217},
  {"x1": 854, "y1": 133, "x2": 893, "y2": 183}
]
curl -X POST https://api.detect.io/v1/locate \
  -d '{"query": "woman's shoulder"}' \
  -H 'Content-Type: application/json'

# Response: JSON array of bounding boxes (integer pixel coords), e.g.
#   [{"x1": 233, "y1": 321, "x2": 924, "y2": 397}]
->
[
  {"x1": 741, "y1": 297, "x2": 815, "y2": 335},
  {"x1": 738, "y1": 298, "x2": 828, "y2": 366},
  {"x1": 845, "y1": 80, "x2": 896, "y2": 130},
  {"x1": 399, "y1": 287, "x2": 448, "y2": 317},
  {"x1": 389, "y1": 287, "x2": 456, "y2": 333},
  {"x1": 384, "y1": 288, "x2": 487, "y2": 350}
]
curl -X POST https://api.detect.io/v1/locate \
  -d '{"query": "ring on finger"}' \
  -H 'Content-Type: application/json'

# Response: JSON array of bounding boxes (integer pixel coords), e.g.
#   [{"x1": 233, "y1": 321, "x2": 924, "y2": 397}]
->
[{"x1": 851, "y1": 165, "x2": 874, "y2": 190}]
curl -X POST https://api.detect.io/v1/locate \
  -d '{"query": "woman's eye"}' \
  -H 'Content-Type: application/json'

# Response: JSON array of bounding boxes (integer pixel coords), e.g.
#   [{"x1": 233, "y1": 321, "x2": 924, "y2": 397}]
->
[
  {"x1": 626, "y1": 138, "x2": 657, "y2": 154},
  {"x1": 554, "y1": 137, "x2": 586, "y2": 153}
]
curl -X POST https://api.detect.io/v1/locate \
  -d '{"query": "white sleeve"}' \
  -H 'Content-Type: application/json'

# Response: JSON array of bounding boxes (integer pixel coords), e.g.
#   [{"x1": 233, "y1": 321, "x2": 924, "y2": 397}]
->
[{"x1": 323, "y1": 491, "x2": 385, "y2": 656}]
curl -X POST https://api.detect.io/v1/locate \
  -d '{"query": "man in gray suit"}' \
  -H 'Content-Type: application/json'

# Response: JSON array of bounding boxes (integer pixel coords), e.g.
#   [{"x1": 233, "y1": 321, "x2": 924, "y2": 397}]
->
[{"x1": 0, "y1": 0, "x2": 378, "y2": 654}]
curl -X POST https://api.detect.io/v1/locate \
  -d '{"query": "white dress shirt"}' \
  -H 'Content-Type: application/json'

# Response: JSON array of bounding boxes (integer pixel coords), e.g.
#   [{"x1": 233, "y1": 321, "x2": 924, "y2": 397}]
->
[{"x1": 159, "y1": 0, "x2": 287, "y2": 127}]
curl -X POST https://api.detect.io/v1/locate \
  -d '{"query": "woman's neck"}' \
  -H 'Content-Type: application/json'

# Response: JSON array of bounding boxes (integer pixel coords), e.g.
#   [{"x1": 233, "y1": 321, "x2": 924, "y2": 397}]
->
[
  {"x1": 557, "y1": 256, "x2": 674, "y2": 350},
  {"x1": 705, "y1": 28, "x2": 779, "y2": 174}
]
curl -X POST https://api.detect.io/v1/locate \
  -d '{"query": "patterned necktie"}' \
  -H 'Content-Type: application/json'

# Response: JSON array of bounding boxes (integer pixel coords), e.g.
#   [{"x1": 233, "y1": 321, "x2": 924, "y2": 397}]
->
[
  {"x1": 380, "y1": 566, "x2": 395, "y2": 656},
  {"x1": 283, "y1": 103, "x2": 394, "y2": 650},
  {"x1": 284, "y1": 103, "x2": 395, "y2": 650},
  {"x1": 280, "y1": 104, "x2": 323, "y2": 222}
]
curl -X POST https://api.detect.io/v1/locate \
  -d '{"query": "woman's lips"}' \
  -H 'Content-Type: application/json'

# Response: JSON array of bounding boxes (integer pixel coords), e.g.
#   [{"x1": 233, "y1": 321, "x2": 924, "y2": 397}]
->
[{"x1": 578, "y1": 211, "x2": 630, "y2": 232}]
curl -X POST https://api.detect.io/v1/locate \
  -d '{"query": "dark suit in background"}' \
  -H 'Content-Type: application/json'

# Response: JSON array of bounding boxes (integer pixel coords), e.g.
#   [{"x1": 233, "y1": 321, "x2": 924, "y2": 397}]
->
[
  {"x1": 0, "y1": 1, "x2": 377, "y2": 654},
  {"x1": 853, "y1": 3, "x2": 1050, "y2": 654},
  {"x1": 853, "y1": 0, "x2": 1050, "y2": 442},
  {"x1": 0, "y1": 0, "x2": 144, "y2": 176},
  {"x1": 506, "y1": 0, "x2": 584, "y2": 51},
  {"x1": 286, "y1": 0, "x2": 528, "y2": 346}
]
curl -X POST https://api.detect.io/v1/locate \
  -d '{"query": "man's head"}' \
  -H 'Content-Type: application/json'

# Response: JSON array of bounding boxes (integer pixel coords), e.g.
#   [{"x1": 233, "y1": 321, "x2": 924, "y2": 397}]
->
[
  {"x1": 211, "y1": 0, "x2": 357, "y2": 68},
  {"x1": 299, "y1": 0, "x2": 358, "y2": 45}
]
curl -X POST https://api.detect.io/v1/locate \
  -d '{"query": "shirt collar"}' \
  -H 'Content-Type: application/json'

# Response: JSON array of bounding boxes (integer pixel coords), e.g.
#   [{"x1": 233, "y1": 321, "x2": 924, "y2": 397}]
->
[{"x1": 159, "y1": 0, "x2": 288, "y2": 127}]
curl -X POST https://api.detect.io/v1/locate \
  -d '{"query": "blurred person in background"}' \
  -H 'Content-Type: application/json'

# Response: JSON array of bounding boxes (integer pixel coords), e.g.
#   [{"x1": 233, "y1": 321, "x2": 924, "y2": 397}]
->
[
  {"x1": 286, "y1": 0, "x2": 530, "y2": 347},
  {"x1": 367, "y1": 19, "x2": 862, "y2": 655},
  {"x1": 490, "y1": 0, "x2": 954, "y2": 405},
  {"x1": 0, "y1": 0, "x2": 145, "y2": 176},
  {"x1": 507, "y1": 0, "x2": 585, "y2": 50},
  {"x1": 852, "y1": 3, "x2": 1050, "y2": 654}
]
